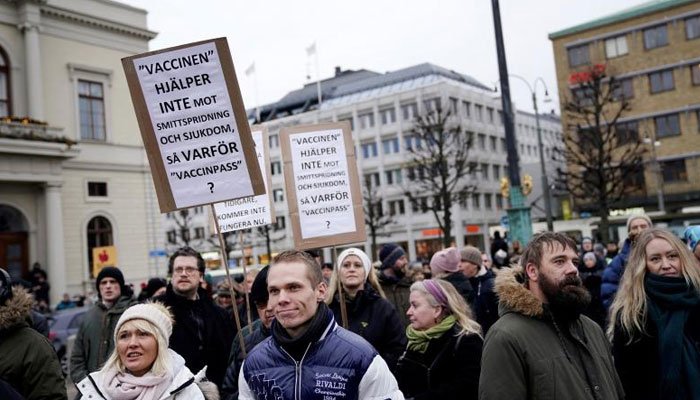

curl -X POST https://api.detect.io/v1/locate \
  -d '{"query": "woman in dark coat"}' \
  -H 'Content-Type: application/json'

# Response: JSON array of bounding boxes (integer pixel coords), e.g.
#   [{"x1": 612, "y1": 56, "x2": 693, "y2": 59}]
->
[
  {"x1": 326, "y1": 248, "x2": 407, "y2": 370},
  {"x1": 608, "y1": 228, "x2": 700, "y2": 400},
  {"x1": 395, "y1": 279, "x2": 483, "y2": 400}
]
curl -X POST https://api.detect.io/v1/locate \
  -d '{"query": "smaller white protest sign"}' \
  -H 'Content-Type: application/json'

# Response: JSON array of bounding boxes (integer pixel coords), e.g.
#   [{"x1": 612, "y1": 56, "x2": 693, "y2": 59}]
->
[
  {"x1": 213, "y1": 127, "x2": 274, "y2": 232},
  {"x1": 281, "y1": 122, "x2": 366, "y2": 249}
]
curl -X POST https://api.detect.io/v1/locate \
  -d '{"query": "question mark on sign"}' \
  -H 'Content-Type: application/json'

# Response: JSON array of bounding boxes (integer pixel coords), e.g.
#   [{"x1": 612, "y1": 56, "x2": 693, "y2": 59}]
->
[
  {"x1": 207, "y1": 182, "x2": 214, "y2": 193},
  {"x1": 326, "y1": 221, "x2": 330, "y2": 229}
]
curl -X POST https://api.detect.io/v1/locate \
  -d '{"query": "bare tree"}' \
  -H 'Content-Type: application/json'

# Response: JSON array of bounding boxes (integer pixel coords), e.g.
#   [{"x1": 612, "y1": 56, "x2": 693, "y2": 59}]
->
[
  {"x1": 165, "y1": 209, "x2": 208, "y2": 251},
  {"x1": 554, "y1": 64, "x2": 646, "y2": 242},
  {"x1": 403, "y1": 107, "x2": 477, "y2": 248},
  {"x1": 363, "y1": 178, "x2": 394, "y2": 259}
]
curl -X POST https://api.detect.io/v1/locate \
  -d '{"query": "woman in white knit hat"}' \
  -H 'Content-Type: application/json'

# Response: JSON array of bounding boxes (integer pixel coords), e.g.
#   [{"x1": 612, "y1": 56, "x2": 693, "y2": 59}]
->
[
  {"x1": 76, "y1": 302, "x2": 218, "y2": 400},
  {"x1": 325, "y1": 248, "x2": 407, "y2": 371}
]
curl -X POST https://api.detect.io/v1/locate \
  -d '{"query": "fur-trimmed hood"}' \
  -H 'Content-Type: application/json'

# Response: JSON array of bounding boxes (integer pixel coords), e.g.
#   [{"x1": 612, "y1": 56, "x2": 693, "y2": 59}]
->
[
  {"x1": 494, "y1": 265, "x2": 544, "y2": 318},
  {"x1": 0, "y1": 286, "x2": 34, "y2": 331}
]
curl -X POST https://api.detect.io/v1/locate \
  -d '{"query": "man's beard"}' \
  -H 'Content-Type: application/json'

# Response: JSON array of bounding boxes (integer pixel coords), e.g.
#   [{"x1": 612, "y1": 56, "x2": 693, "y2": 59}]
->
[{"x1": 540, "y1": 273, "x2": 591, "y2": 321}]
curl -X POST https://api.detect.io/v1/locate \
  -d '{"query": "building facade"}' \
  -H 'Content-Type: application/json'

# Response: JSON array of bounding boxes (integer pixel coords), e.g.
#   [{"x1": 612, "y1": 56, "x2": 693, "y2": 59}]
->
[
  {"x1": 550, "y1": 0, "x2": 700, "y2": 214},
  {"x1": 171, "y1": 63, "x2": 563, "y2": 263},
  {"x1": 0, "y1": 0, "x2": 160, "y2": 302}
]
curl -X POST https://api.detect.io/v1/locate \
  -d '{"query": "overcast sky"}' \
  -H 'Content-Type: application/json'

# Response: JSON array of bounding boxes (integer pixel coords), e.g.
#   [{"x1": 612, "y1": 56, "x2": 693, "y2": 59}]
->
[{"x1": 122, "y1": 0, "x2": 642, "y2": 115}]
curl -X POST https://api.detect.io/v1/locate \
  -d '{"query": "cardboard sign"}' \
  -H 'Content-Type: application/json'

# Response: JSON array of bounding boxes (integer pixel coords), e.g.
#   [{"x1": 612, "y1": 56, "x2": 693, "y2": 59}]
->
[
  {"x1": 281, "y1": 122, "x2": 366, "y2": 250},
  {"x1": 122, "y1": 38, "x2": 264, "y2": 212},
  {"x1": 213, "y1": 126, "x2": 275, "y2": 232},
  {"x1": 92, "y1": 246, "x2": 117, "y2": 278}
]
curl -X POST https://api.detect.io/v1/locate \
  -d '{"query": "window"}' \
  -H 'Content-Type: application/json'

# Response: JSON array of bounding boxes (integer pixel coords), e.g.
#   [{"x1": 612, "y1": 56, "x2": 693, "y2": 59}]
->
[
  {"x1": 194, "y1": 206, "x2": 203, "y2": 214},
  {"x1": 363, "y1": 172, "x2": 380, "y2": 188},
  {"x1": 477, "y1": 134, "x2": 486, "y2": 150},
  {"x1": 449, "y1": 97, "x2": 459, "y2": 115},
  {"x1": 87, "y1": 216, "x2": 113, "y2": 278},
  {"x1": 487, "y1": 107, "x2": 494, "y2": 123},
  {"x1": 500, "y1": 138, "x2": 507, "y2": 152},
  {"x1": 572, "y1": 87, "x2": 594, "y2": 106},
  {"x1": 274, "y1": 216, "x2": 286, "y2": 231},
  {"x1": 273, "y1": 188, "x2": 284, "y2": 202},
  {"x1": 380, "y1": 107, "x2": 396, "y2": 125},
  {"x1": 385, "y1": 169, "x2": 402, "y2": 185},
  {"x1": 166, "y1": 230, "x2": 177, "y2": 244},
  {"x1": 270, "y1": 161, "x2": 282, "y2": 176},
  {"x1": 358, "y1": 111, "x2": 374, "y2": 129},
  {"x1": 87, "y1": 181, "x2": 107, "y2": 197},
  {"x1": 194, "y1": 227, "x2": 205, "y2": 239},
  {"x1": 481, "y1": 163, "x2": 489, "y2": 180},
  {"x1": 382, "y1": 137, "x2": 400, "y2": 154},
  {"x1": 474, "y1": 104, "x2": 483, "y2": 121},
  {"x1": 623, "y1": 167, "x2": 645, "y2": 189},
  {"x1": 401, "y1": 102, "x2": 418, "y2": 121},
  {"x1": 568, "y1": 44, "x2": 590, "y2": 67},
  {"x1": 361, "y1": 141, "x2": 378, "y2": 158},
  {"x1": 649, "y1": 69, "x2": 674, "y2": 93},
  {"x1": 472, "y1": 193, "x2": 481, "y2": 209},
  {"x1": 496, "y1": 194, "x2": 504, "y2": 210},
  {"x1": 411, "y1": 197, "x2": 428, "y2": 213},
  {"x1": 388, "y1": 200, "x2": 405, "y2": 216},
  {"x1": 484, "y1": 194, "x2": 493, "y2": 210},
  {"x1": 79, "y1": 80, "x2": 106, "y2": 141},
  {"x1": 0, "y1": 48, "x2": 10, "y2": 117},
  {"x1": 685, "y1": 15, "x2": 700, "y2": 40},
  {"x1": 493, "y1": 165, "x2": 501, "y2": 180},
  {"x1": 692, "y1": 64, "x2": 700, "y2": 86},
  {"x1": 644, "y1": 25, "x2": 668, "y2": 49},
  {"x1": 615, "y1": 121, "x2": 639, "y2": 145},
  {"x1": 462, "y1": 101, "x2": 471, "y2": 117},
  {"x1": 489, "y1": 136, "x2": 497, "y2": 151},
  {"x1": 661, "y1": 159, "x2": 688, "y2": 182},
  {"x1": 613, "y1": 78, "x2": 634, "y2": 100},
  {"x1": 180, "y1": 228, "x2": 190, "y2": 242},
  {"x1": 424, "y1": 98, "x2": 441, "y2": 112},
  {"x1": 605, "y1": 35, "x2": 628, "y2": 58},
  {"x1": 269, "y1": 134, "x2": 279, "y2": 148},
  {"x1": 404, "y1": 135, "x2": 422, "y2": 151},
  {"x1": 655, "y1": 114, "x2": 681, "y2": 138}
]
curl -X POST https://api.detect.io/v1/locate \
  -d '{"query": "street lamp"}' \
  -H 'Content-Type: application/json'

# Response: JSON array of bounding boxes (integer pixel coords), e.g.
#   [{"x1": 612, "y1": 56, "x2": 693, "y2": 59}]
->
[
  {"x1": 643, "y1": 132, "x2": 665, "y2": 214},
  {"x1": 507, "y1": 75, "x2": 555, "y2": 232}
]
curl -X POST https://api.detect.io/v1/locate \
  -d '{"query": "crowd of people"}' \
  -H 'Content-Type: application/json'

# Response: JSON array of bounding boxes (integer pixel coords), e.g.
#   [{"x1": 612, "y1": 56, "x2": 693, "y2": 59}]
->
[{"x1": 1, "y1": 215, "x2": 700, "y2": 399}]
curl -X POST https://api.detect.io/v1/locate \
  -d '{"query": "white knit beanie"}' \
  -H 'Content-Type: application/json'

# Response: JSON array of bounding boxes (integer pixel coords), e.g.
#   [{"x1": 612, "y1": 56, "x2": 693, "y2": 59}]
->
[
  {"x1": 336, "y1": 248, "x2": 372, "y2": 281},
  {"x1": 114, "y1": 302, "x2": 173, "y2": 345}
]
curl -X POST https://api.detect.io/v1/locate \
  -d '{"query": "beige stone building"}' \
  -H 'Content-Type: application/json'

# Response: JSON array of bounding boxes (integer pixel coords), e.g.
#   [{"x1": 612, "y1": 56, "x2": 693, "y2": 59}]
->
[
  {"x1": 0, "y1": 0, "x2": 160, "y2": 303},
  {"x1": 549, "y1": 0, "x2": 700, "y2": 214}
]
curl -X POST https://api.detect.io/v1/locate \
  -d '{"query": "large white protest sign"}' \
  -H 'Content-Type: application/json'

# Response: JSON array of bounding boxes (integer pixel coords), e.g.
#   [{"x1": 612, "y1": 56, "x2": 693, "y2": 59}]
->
[
  {"x1": 281, "y1": 122, "x2": 366, "y2": 249},
  {"x1": 122, "y1": 38, "x2": 264, "y2": 212},
  {"x1": 213, "y1": 127, "x2": 275, "y2": 232}
]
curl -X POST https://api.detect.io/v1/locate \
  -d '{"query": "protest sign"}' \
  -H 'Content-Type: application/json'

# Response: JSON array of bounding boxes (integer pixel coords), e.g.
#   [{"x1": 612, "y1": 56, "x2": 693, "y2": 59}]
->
[
  {"x1": 122, "y1": 38, "x2": 264, "y2": 212},
  {"x1": 213, "y1": 126, "x2": 275, "y2": 232},
  {"x1": 281, "y1": 122, "x2": 366, "y2": 249}
]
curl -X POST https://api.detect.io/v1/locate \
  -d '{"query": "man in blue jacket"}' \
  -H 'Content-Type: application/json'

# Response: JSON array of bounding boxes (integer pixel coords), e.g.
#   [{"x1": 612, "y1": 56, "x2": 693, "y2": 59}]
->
[
  {"x1": 238, "y1": 250, "x2": 404, "y2": 400},
  {"x1": 601, "y1": 214, "x2": 652, "y2": 309}
]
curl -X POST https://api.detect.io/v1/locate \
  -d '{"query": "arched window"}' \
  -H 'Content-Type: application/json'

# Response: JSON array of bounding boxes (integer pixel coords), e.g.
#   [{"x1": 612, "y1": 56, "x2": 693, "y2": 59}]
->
[
  {"x1": 0, "y1": 48, "x2": 11, "y2": 117},
  {"x1": 86, "y1": 216, "x2": 113, "y2": 278}
]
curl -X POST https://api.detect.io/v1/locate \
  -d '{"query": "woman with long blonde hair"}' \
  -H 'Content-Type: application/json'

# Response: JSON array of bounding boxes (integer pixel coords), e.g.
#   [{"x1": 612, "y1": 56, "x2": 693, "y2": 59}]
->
[
  {"x1": 325, "y1": 248, "x2": 406, "y2": 370},
  {"x1": 395, "y1": 279, "x2": 482, "y2": 400},
  {"x1": 608, "y1": 228, "x2": 700, "y2": 400}
]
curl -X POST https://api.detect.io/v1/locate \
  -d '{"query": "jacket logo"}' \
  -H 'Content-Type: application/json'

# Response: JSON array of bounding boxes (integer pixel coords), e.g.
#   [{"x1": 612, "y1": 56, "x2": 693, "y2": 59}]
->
[
  {"x1": 248, "y1": 373, "x2": 283, "y2": 400},
  {"x1": 314, "y1": 372, "x2": 350, "y2": 399},
  {"x1": 360, "y1": 321, "x2": 368, "y2": 328}
]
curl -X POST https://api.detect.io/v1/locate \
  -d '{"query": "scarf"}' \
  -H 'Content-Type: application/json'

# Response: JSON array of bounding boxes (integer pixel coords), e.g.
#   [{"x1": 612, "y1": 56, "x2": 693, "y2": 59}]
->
[
  {"x1": 103, "y1": 369, "x2": 171, "y2": 400},
  {"x1": 645, "y1": 273, "x2": 700, "y2": 400},
  {"x1": 405, "y1": 315, "x2": 456, "y2": 354},
  {"x1": 272, "y1": 302, "x2": 333, "y2": 361}
]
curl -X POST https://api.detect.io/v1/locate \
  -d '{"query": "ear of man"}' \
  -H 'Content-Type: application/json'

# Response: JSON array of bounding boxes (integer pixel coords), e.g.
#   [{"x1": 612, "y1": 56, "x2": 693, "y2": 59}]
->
[
  {"x1": 526, "y1": 262, "x2": 539, "y2": 283},
  {"x1": 316, "y1": 281, "x2": 328, "y2": 303}
]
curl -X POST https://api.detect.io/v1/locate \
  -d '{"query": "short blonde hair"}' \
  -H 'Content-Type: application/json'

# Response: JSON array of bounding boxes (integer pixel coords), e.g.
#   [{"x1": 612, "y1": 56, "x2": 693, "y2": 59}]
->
[{"x1": 102, "y1": 318, "x2": 170, "y2": 376}]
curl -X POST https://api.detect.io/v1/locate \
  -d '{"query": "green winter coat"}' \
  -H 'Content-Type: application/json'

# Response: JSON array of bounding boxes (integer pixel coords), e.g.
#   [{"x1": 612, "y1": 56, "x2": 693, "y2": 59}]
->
[
  {"x1": 69, "y1": 294, "x2": 136, "y2": 384},
  {"x1": 479, "y1": 266, "x2": 625, "y2": 400},
  {"x1": 0, "y1": 287, "x2": 66, "y2": 399}
]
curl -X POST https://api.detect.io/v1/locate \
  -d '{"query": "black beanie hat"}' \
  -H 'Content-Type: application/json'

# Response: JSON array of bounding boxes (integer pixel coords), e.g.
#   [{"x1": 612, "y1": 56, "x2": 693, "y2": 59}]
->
[
  {"x1": 379, "y1": 243, "x2": 406, "y2": 271},
  {"x1": 95, "y1": 267, "x2": 126, "y2": 297},
  {"x1": 249, "y1": 265, "x2": 270, "y2": 306}
]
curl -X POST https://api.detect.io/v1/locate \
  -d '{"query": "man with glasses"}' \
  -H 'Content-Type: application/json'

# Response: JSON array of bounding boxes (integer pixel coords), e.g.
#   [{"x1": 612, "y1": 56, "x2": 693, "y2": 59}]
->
[{"x1": 155, "y1": 246, "x2": 235, "y2": 388}]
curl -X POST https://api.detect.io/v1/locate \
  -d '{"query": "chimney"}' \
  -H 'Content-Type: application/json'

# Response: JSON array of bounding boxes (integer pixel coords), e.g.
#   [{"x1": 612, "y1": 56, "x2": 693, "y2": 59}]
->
[{"x1": 335, "y1": 66, "x2": 342, "y2": 76}]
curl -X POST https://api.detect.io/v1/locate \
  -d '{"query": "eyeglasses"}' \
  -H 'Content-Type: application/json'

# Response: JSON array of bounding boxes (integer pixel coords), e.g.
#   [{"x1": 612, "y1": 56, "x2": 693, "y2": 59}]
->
[{"x1": 173, "y1": 266, "x2": 199, "y2": 275}]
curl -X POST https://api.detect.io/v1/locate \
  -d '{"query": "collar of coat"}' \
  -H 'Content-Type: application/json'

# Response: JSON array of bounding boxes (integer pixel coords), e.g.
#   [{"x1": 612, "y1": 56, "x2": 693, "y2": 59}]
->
[
  {"x1": 0, "y1": 287, "x2": 34, "y2": 331},
  {"x1": 494, "y1": 265, "x2": 544, "y2": 318}
]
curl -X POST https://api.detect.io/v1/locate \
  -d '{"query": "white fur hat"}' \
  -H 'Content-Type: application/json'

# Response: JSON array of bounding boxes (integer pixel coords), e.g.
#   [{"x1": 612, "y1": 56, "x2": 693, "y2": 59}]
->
[
  {"x1": 114, "y1": 302, "x2": 173, "y2": 344},
  {"x1": 336, "y1": 248, "x2": 373, "y2": 281}
]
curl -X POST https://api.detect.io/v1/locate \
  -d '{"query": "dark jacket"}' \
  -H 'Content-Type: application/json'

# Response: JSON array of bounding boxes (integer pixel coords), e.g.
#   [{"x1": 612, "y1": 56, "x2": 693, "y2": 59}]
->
[
  {"x1": 602, "y1": 239, "x2": 631, "y2": 310},
  {"x1": 239, "y1": 317, "x2": 403, "y2": 399},
  {"x1": 221, "y1": 319, "x2": 270, "y2": 400},
  {"x1": 155, "y1": 284, "x2": 235, "y2": 388},
  {"x1": 612, "y1": 303, "x2": 700, "y2": 400},
  {"x1": 328, "y1": 283, "x2": 407, "y2": 370},
  {"x1": 490, "y1": 237, "x2": 509, "y2": 268},
  {"x1": 0, "y1": 287, "x2": 66, "y2": 400},
  {"x1": 579, "y1": 262, "x2": 606, "y2": 328},
  {"x1": 69, "y1": 294, "x2": 136, "y2": 384},
  {"x1": 468, "y1": 268, "x2": 499, "y2": 334},
  {"x1": 395, "y1": 326, "x2": 482, "y2": 400},
  {"x1": 479, "y1": 266, "x2": 625, "y2": 400},
  {"x1": 378, "y1": 272, "x2": 412, "y2": 327},
  {"x1": 442, "y1": 272, "x2": 475, "y2": 306}
]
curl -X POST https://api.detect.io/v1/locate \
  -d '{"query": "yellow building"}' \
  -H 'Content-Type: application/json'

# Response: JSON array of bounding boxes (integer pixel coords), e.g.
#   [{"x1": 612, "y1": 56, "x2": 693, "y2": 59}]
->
[{"x1": 550, "y1": 0, "x2": 700, "y2": 214}]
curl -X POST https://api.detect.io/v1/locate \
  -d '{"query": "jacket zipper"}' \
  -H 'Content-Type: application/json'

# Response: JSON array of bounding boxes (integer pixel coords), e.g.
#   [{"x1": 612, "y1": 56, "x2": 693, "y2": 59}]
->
[{"x1": 281, "y1": 343, "x2": 312, "y2": 400}]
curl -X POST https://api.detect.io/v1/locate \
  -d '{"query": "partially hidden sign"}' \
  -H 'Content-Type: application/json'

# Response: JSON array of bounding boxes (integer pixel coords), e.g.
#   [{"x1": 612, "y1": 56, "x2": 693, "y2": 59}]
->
[
  {"x1": 213, "y1": 126, "x2": 275, "y2": 232},
  {"x1": 281, "y1": 122, "x2": 366, "y2": 249},
  {"x1": 122, "y1": 38, "x2": 264, "y2": 212},
  {"x1": 92, "y1": 245, "x2": 117, "y2": 278}
]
